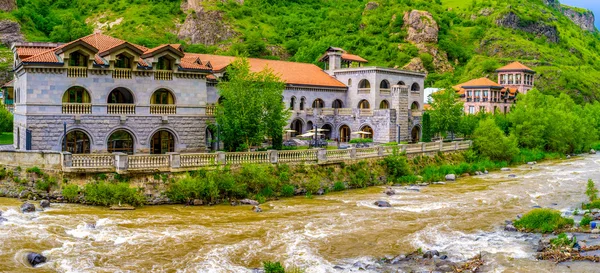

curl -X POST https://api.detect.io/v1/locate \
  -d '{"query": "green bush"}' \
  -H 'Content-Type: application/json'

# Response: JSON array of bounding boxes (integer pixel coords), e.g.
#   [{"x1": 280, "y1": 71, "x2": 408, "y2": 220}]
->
[
  {"x1": 586, "y1": 179, "x2": 598, "y2": 202},
  {"x1": 513, "y1": 208, "x2": 574, "y2": 233},
  {"x1": 83, "y1": 182, "x2": 145, "y2": 207},
  {"x1": 382, "y1": 149, "x2": 411, "y2": 183},
  {"x1": 550, "y1": 233, "x2": 576, "y2": 248},
  {"x1": 26, "y1": 166, "x2": 43, "y2": 175},
  {"x1": 166, "y1": 170, "x2": 248, "y2": 204},
  {"x1": 62, "y1": 184, "x2": 80, "y2": 202},
  {"x1": 580, "y1": 215, "x2": 593, "y2": 227},
  {"x1": 583, "y1": 200, "x2": 600, "y2": 210},
  {"x1": 263, "y1": 261, "x2": 285, "y2": 273},
  {"x1": 473, "y1": 118, "x2": 519, "y2": 162},
  {"x1": 281, "y1": 184, "x2": 295, "y2": 197},
  {"x1": 35, "y1": 176, "x2": 57, "y2": 192},
  {"x1": 333, "y1": 181, "x2": 345, "y2": 191},
  {"x1": 349, "y1": 138, "x2": 373, "y2": 144},
  {"x1": 347, "y1": 161, "x2": 370, "y2": 188}
]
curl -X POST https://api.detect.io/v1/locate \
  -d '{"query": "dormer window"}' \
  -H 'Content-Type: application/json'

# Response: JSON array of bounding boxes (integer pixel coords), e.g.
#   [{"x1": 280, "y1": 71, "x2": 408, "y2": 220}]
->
[
  {"x1": 115, "y1": 54, "x2": 132, "y2": 69},
  {"x1": 156, "y1": 56, "x2": 172, "y2": 70},
  {"x1": 69, "y1": 51, "x2": 87, "y2": 67}
]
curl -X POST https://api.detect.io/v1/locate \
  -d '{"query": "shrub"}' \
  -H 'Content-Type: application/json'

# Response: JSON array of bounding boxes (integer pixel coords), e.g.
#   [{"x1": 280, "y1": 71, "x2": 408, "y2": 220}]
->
[
  {"x1": 583, "y1": 200, "x2": 600, "y2": 210},
  {"x1": 281, "y1": 184, "x2": 295, "y2": 197},
  {"x1": 26, "y1": 166, "x2": 43, "y2": 175},
  {"x1": 581, "y1": 215, "x2": 593, "y2": 227},
  {"x1": 550, "y1": 233, "x2": 576, "y2": 249},
  {"x1": 349, "y1": 138, "x2": 373, "y2": 144},
  {"x1": 513, "y1": 208, "x2": 574, "y2": 233},
  {"x1": 263, "y1": 261, "x2": 285, "y2": 273},
  {"x1": 473, "y1": 118, "x2": 519, "y2": 162},
  {"x1": 62, "y1": 184, "x2": 80, "y2": 202},
  {"x1": 83, "y1": 182, "x2": 145, "y2": 207},
  {"x1": 586, "y1": 179, "x2": 598, "y2": 202},
  {"x1": 36, "y1": 176, "x2": 57, "y2": 192},
  {"x1": 303, "y1": 175, "x2": 321, "y2": 194},
  {"x1": 333, "y1": 181, "x2": 345, "y2": 191},
  {"x1": 383, "y1": 149, "x2": 411, "y2": 182}
]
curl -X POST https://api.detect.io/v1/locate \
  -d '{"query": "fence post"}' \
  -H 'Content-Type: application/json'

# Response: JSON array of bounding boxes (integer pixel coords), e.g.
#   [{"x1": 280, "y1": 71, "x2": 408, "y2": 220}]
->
[
  {"x1": 439, "y1": 141, "x2": 443, "y2": 151},
  {"x1": 114, "y1": 153, "x2": 128, "y2": 172},
  {"x1": 168, "y1": 152, "x2": 180, "y2": 169},
  {"x1": 377, "y1": 146, "x2": 384, "y2": 156},
  {"x1": 61, "y1": 152, "x2": 72, "y2": 168},
  {"x1": 217, "y1": 151, "x2": 226, "y2": 165},
  {"x1": 269, "y1": 150, "x2": 278, "y2": 164},
  {"x1": 317, "y1": 148, "x2": 327, "y2": 164},
  {"x1": 400, "y1": 144, "x2": 407, "y2": 154},
  {"x1": 421, "y1": 142, "x2": 426, "y2": 152},
  {"x1": 455, "y1": 141, "x2": 459, "y2": 151},
  {"x1": 350, "y1": 147, "x2": 357, "y2": 159}
]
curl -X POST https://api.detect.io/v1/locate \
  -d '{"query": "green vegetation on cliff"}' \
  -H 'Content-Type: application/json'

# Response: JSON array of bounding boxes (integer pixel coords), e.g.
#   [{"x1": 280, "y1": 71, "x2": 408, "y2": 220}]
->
[{"x1": 2, "y1": 0, "x2": 600, "y2": 102}]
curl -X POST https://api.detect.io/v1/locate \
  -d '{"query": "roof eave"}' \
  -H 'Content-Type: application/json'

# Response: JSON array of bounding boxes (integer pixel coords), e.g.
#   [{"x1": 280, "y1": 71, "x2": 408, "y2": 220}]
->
[{"x1": 495, "y1": 69, "x2": 536, "y2": 74}]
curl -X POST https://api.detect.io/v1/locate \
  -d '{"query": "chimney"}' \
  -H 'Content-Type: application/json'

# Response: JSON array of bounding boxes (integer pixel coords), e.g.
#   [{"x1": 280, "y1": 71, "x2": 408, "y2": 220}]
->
[{"x1": 327, "y1": 51, "x2": 342, "y2": 72}]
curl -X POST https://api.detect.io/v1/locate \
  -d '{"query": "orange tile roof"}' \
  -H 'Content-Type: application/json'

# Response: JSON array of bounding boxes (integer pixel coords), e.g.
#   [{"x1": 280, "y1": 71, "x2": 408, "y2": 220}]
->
[
  {"x1": 16, "y1": 47, "x2": 53, "y2": 59},
  {"x1": 423, "y1": 104, "x2": 432, "y2": 110},
  {"x1": 142, "y1": 44, "x2": 183, "y2": 57},
  {"x1": 2, "y1": 79, "x2": 14, "y2": 88},
  {"x1": 179, "y1": 57, "x2": 211, "y2": 71},
  {"x1": 187, "y1": 53, "x2": 346, "y2": 88},
  {"x1": 21, "y1": 48, "x2": 61, "y2": 63},
  {"x1": 496, "y1": 61, "x2": 534, "y2": 72},
  {"x1": 341, "y1": 53, "x2": 368, "y2": 63},
  {"x1": 453, "y1": 77, "x2": 502, "y2": 89}
]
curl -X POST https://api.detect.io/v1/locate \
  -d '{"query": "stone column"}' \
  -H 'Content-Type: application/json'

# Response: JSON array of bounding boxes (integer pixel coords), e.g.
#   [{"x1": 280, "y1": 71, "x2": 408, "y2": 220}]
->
[
  {"x1": 269, "y1": 150, "x2": 278, "y2": 164},
  {"x1": 114, "y1": 152, "x2": 128, "y2": 172},
  {"x1": 61, "y1": 152, "x2": 72, "y2": 168},
  {"x1": 377, "y1": 146, "x2": 384, "y2": 156},
  {"x1": 391, "y1": 86, "x2": 409, "y2": 141},
  {"x1": 217, "y1": 151, "x2": 226, "y2": 165},
  {"x1": 317, "y1": 148, "x2": 327, "y2": 164},
  {"x1": 168, "y1": 152, "x2": 180, "y2": 169},
  {"x1": 350, "y1": 147, "x2": 356, "y2": 159}
]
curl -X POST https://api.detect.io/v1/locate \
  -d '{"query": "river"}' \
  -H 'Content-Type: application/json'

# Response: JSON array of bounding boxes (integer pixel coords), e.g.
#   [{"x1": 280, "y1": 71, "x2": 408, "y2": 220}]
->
[{"x1": 1, "y1": 155, "x2": 600, "y2": 272}]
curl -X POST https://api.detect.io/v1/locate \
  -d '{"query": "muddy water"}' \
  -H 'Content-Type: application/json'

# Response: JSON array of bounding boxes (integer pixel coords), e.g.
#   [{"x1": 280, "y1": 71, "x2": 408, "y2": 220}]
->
[{"x1": 2, "y1": 156, "x2": 600, "y2": 272}]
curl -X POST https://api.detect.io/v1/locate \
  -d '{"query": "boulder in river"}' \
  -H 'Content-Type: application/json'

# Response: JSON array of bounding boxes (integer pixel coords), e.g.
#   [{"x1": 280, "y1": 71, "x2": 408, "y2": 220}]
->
[
  {"x1": 566, "y1": 155, "x2": 571, "y2": 159},
  {"x1": 432, "y1": 182, "x2": 446, "y2": 185},
  {"x1": 445, "y1": 174, "x2": 456, "y2": 181},
  {"x1": 501, "y1": 168, "x2": 511, "y2": 171},
  {"x1": 484, "y1": 170, "x2": 489, "y2": 174},
  {"x1": 590, "y1": 149, "x2": 597, "y2": 154},
  {"x1": 85, "y1": 222, "x2": 96, "y2": 229},
  {"x1": 20, "y1": 202, "x2": 35, "y2": 213},
  {"x1": 374, "y1": 201, "x2": 392, "y2": 207},
  {"x1": 252, "y1": 206, "x2": 262, "y2": 213},
  {"x1": 239, "y1": 199, "x2": 259, "y2": 206},
  {"x1": 0, "y1": 216, "x2": 6, "y2": 223},
  {"x1": 192, "y1": 199, "x2": 203, "y2": 206},
  {"x1": 423, "y1": 250, "x2": 440, "y2": 259},
  {"x1": 316, "y1": 188, "x2": 325, "y2": 195},
  {"x1": 26, "y1": 252, "x2": 47, "y2": 267},
  {"x1": 527, "y1": 162, "x2": 536, "y2": 165},
  {"x1": 508, "y1": 174, "x2": 517, "y2": 178},
  {"x1": 504, "y1": 224, "x2": 517, "y2": 232},
  {"x1": 40, "y1": 200, "x2": 50, "y2": 208},
  {"x1": 384, "y1": 187, "x2": 396, "y2": 196}
]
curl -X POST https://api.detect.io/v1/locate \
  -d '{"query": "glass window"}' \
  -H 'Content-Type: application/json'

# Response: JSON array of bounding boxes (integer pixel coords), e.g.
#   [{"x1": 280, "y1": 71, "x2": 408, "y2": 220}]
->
[{"x1": 469, "y1": 106, "x2": 475, "y2": 114}]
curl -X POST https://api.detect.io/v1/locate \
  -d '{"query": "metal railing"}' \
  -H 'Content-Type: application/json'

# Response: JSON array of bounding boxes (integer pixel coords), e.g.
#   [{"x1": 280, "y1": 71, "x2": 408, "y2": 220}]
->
[
  {"x1": 107, "y1": 104, "x2": 135, "y2": 115},
  {"x1": 62, "y1": 103, "x2": 92, "y2": 114}
]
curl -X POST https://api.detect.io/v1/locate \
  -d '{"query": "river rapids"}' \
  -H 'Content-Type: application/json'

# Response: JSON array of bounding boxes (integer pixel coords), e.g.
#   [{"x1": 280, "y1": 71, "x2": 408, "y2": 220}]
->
[{"x1": 2, "y1": 155, "x2": 600, "y2": 272}]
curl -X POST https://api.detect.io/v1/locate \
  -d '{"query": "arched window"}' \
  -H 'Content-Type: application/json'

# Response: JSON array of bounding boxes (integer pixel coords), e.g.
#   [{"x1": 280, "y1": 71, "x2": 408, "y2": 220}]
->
[
  {"x1": 62, "y1": 87, "x2": 90, "y2": 103},
  {"x1": 107, "y1": 88, "x2": 134, "y2": 104},
  {"x1": 115, "y1": 54, "x2": 132, "y2": 69},
  {"x1": 63, "y1": 130, "x2": 91, "y2": 154},
  {"x1": 321, "y1": 124, "x2": 332, "y2": 140},
  {"x1": 107, "y1": 130, "x2": 135, "y2": 154},
  {"x1": 306, "y1": 121, "x2": 314, "y2": 131},
  {"x1": 312, "y1": 98, "x2": 324, "y2": 109},
  {"x1": 151, "y1": 89, "x2": 175, "y2": 104},
  {"x1": 69, "y1": 51, "x2": 88, "y2": 67},
  {"x1": 290, "y1": 96, "x2": 296, "y2": 110},
  {"x1": 380, "y1": 80, "x2": 390, "y2": 89},
  {"x1": 379, "y1": 100, "x2": 390, "y2": 109},
  {"x1": 358, "y1": 79, "x2": 371, "y2": 89},
  {"x1": 291, "y1": 119, "x2": 303, "y2": 136},
  {"x1": 360, "y1": 125, "x2": 373, "y2": 139},
  {"x1": 150, "y1": 130, "x2": 175, "y2": 154},
  {"x1": 348, "y1": 79, "x2": 352, "y2": 86},
  {"x1": 332, "y1": 99, "x2": 343, "y2": 109},
  {"x1": 411, "y1": 83, "x2": 420, "y2": 92},
  {"x1": 411, "y1": 101, "x2": 420, "y2": 110},
  {"x1": 156, "y1": 56, "x2": 173, "y2": 70},
  {"x1": 358, "y1": 100, "x2": 370, "y2": 109},
  {"x1": 398, "y1": 81, "x2": 406, "y2": 86},
  {"x1": 300, "y1": 97, "x2": 306, "y2": 110}
]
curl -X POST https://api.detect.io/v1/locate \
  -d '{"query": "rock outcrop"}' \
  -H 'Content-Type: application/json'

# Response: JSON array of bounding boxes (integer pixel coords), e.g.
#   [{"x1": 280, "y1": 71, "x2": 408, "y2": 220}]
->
[
  {"x1": 415, "y1": 43, "x2": 454, "y2": 73},
  {"x1": 496, "y1": 12, "x2": 559, "y2": 43},
  {"x1": 543, "y1": 0, "x2": 561, "y2": 10},
  {"x1": 403, "y1": 10, "x2": 438, "y2": 44},
  {"x1": 178, "y1": 0, "x2": 237, "y2": 46},
  {"x1": 403, "y1": 57, "x2": 426, "y2": 73},
  {"x1": 562, "y1": 6, "x2": 596, "y2": 32},
  {"x1": 0, "y1": 20, "x2": 24, "y2": 47},
  {"x1": 0, "y1": 0, "x2": 16, "y2": 12},
  {"x1": 364, "y1": 2, "x2": 379, "y2": 11}
]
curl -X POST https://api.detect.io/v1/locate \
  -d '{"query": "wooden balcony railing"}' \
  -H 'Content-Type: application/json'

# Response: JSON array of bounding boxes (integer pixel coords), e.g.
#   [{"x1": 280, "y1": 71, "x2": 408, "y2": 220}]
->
[
  {"x1": 113, "y1": 68, "x2": 132, "y2": 79},
  {"x1": 107, "y1": 104, "x2": 135, "y2": 115},
  {"x1": 358, "y1": 88, "x2": 370, "y2": 94},
  {"x1": 150, "y1": 104, "x2": 176, "y2": 115},
  {"x1": 380, "y1": 88, "x2": 391, "y2": 95},
  {"x1": 67, "y1": 67, "x2": 87, "y2": 78},
  {"x1": 62, "y1": 103, "x2": 92, "y2": 114},
  {"x1": 155, "y1": 70, "x2": 173, "y2": 81}
]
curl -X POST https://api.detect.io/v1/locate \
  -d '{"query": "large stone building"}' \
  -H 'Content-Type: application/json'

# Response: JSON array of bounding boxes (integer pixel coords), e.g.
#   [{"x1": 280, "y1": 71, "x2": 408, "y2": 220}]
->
[
  {"x1": 454, "y1": 61, "x2": 535, "y2": 114},
  {"x1": 9, "y1": 34, "x2": 425, "y2": 154}
]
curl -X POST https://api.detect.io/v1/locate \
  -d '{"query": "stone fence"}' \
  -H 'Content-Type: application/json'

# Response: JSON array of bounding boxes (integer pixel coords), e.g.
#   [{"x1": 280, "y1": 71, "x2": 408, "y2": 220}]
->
[{"x1": 57, "y1": 140, "x2": 472, "y2": 174}]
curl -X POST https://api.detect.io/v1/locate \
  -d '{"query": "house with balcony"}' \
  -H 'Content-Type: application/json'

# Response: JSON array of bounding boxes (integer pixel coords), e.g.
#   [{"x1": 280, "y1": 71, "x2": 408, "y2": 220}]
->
[
  {"x1": 455, "y1": 62, "x2": 535, "y2": 114},
  {"x1": 9, "y1": 33, "x2": 425, "y2": 154}
]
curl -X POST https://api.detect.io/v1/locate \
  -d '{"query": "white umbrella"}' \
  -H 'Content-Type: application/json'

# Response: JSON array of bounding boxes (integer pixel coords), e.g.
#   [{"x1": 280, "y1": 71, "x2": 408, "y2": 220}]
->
[
  {"x1": 284, "y1": 129, "x2": 297, "y2": 133},
  {"x1": 299, "y1": 132, "x2": 324, "y2": 137},
  {"x1": 308, "y1": 128, "x2": 329, "y2": 132},
  {"x1": 351, "y1": 131, "x2": 372, "y2": 135}
]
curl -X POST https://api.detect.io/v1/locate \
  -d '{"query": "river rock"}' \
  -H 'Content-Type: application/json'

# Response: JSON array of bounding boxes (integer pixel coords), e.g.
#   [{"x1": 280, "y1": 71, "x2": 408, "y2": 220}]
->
[
  {"x1": 566, "y1": 155, "x2": 571, "y2": 159},
  {"x1": 501, "y1": 168, "x2": 511, "y2": 171},
  {"x1": 439, "y1": 254, "x2": 448, "y2": 260},
  {"x1": 239, "y1": 199, "x2": 259, "y2": 206},
  {"x1": 445, "y1": 174, "x2": 456, "y2": 181},
  {"x1": 592, "y1": 229, "x2": 600, "y2": 234},
  {"x1": 316, "y1": 188, "x2": 325, "y2": 195},
  {"x1": 192, "y1": 199, "x2": 203, "y2": 206},
  {"x1": 406, "y1": 186, "x2": 420, "y2": 192},
  {"x1": 590, "y1": 149, "x2": 597, "y2": 154},
  {"x1": 353, "y1": 261, "x2": 366, "y2": 270},
  {"x1": 252, "y1": 206, "x2": 262, "y2": 213},
  {"x1": 20, "y1": 202, "x2": 35, "y2": 213},
  {"x1": 432, "y1": 182, "x2": 446, "y2": 185},
  {"x1": 0, "y1": 216, "x2": 6, "y2": 223},
  {"x1": 85, "y1": 222, "x2": 96, "y2": 229},
  {"x1": 26, "y1": 252, "x2": 47, "y2": 267},
  {"x1": 384, "y1": 187, "x2": 396, "y2": 196},
  {"x1": 40, "y1": 200, "x2": 50, "y2": 208},
  {"x1": 504, "y1": 224, "x2": 517, "y2": 232},
  {"x1": 374, "y1": 201, "x2": 392, "y2": 207},
  {"x1": 508, "y1": 174, "x2": 517, "y2": 178},
  {"x1": 537, "y1": 238, "x2": 551, "y2": 252},
  {"x1": 423, "y1": 250, "x2": 440, "y2": 259},
  {"x1": 527, "y1": 162, "x2": 536, "y2": 165},
  {"x1": 333, "y1": 265, "x2": 344, "y2": 270},
  {"x1": 484, "y1": 170, "x2": 489, "y2": 174}
]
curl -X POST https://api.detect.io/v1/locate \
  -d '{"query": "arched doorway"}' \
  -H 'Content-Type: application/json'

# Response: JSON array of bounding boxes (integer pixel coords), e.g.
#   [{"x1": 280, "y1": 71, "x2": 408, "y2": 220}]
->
[
  {"x1": 291, "y1": 119, "x2": 303, "y2": 137},
  {"x1": 107, "y1": 130, "x2": 135, "y2": 154},
  {"x1": 306, "y1": 121, "x2": 314, "y2": 132},
  {"x1": 206, "y1": 127, "x2": 216, "y2": 151},
  {"x1": 411, "y1": 126, "x2": 421, "y2": 143},
  {"x1": 321, "y1": 124, "x2": 332, "y2": 140},
  {"x1": 150, "y1": 130, "x2": 175, "y2": 154},
  {"x1": 379, "y1": 100, "x2": 389, "y2": 109},
  {"x1": 63, "y1": 130, "x2": 91, "y2": 154},
  {"x1": 339, "y1": 125, "x2": 351, "y2": 142},
  {"x1": 358, "y1": 100, "x2": 370, "y2": 109},
  {"x1": 108, "y1": 87, "x2": 134, "y2": 104},
  {"x1": 312, "y1": 99, "x2": 324, "y2": 109},
  {"x1": 332, "y1": 99, "x2": 343, "y2": 108},
  {"x1": 361, "y1": 125, "x2": 373, "y2": 139}
]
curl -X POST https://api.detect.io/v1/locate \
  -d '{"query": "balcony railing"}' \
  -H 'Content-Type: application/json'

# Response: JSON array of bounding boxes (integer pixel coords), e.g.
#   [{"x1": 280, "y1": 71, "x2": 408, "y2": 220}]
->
[
  {"x1": 113, "y1": 68, "x2": 132, "y2": 79},
  {"x1": 466, "y1": 98, "x2": 472, "y2": 102},
  {"x1": 411, "y1": 110, "x2": 423, "y2": 117},
  {"x1": 155, "y1": 70, "x2": 173, "y2": 81},
  {"x1": 206, "y1": 104, "x2": 216, "y2": 116},
  {"x1": 359, "y1": 109, "x2": 373, "y2": 116},
  {"x1": 358, "y1": 88, "x2": 370, "y2": 94},
  {"x1": 107, "y1": 103, "x2": 135, "y2": 115},
  {"x1": 67, "y1": 67, "x2": 87, "y2": 78},
  {"x1": 337, "y1": 108, "x2": 353, "y2": 115},
  {"x1": 380, "y1": 88, "x2": 391, "y2": 95},
  {"x1": 62, "y1": 103, "x2": 92, "y2": 114},
  {"x1": 305, "y1": 108, "x2": 314, "y2": 115},
  {"x1": 321, "y1": 108, "x2": 334, "y2": 115},
  {"x1": 150, "y1": 104, "x2": 176, "y2": 115}
]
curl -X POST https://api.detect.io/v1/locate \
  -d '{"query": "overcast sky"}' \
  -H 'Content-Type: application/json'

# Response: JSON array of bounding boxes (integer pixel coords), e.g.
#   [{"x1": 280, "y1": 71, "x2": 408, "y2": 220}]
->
[{"x1": 561, "y1": 0, "x2": 600, "y2": 28}]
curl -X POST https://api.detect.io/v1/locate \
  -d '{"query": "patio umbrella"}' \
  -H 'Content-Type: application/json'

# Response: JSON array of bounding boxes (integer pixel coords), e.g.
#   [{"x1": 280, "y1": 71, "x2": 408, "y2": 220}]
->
[
  {"x1": 308, "y1": 128, "x2": 329, "y2": 132},
  {"x1": 284, "y1": 129, "x2": 297, "y2": 133},
  {"x1": 299, "y1": 132, "x2": 324, "y2": 138},
  {"x1": 351, "y1": 131, "x2": 372, "y2": 135}
]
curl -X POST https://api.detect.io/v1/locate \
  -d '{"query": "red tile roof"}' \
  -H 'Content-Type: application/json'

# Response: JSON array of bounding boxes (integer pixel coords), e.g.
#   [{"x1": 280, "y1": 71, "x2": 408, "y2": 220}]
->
[
  {"x1": 179, "y1": 57, "x2": 211, "y2": 71},
  {"x1": 454, "y1": 77, "x2": 502, "y2": 89},
  {"x1": 16, "y1": 47, "x2": 53, "y2": 59},
  {"x1": 341, "y1": 53, "x2": 368, "y2": 63},
  {"x1": 496, "y1": 61, "x2": 534, "y2": 72},
  {"x1": 187, "y1": 53, "x2": 346, "y2": 88}
]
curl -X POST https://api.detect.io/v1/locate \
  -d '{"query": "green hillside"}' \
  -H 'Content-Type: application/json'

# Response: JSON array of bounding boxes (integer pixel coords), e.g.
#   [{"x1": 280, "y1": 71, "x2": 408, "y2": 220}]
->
[{"x1": 3, "y1": 0, "x2": 600, "y2": 103}]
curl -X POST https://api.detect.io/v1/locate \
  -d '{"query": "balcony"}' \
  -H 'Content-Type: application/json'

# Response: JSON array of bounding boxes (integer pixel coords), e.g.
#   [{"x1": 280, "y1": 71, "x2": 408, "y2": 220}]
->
[
  {"x1": 150, "y1": 104, "x2": 176, "y2": 115},
  {"x1": 67, "y1": 67, "x2": 87, "y2": 78},
  {"x1": 359, "y1": 109, "x2": 373, "y2": 116},
  {"x1": 62, "y1": 103, "x2": 91, "y2": 114},
  {"x1": 337, "y1": 108, "x2": 353, "y2": 116},
  {"x1": 380, "y1": 88, "x2": 391, "y2": 95},
  {"x1": 305, "y1": 108, "x2": 314, "y2": 116},
  {"x1": 321, "y1": 108, "x2": 335, "y2": 115},
  {"x1": 466, "y1": 98, "x2": 472, "y2": 102},
  {"x1": 154, "y1": 70, "x2": 173, "y2": 81},
  {"x1": 113, "y1": 68, "x2": 132, "y2": 79},
  {"x1": 411, "y1": 110, "x2": 423, "y2": 117},
  {"x1": 206, "y1": 104, "x2": 216, "y2": 116},
  {"x1": 358, "y1": 88, "x2": 370, "y2": 94},
  {"x1": 107, "y1": 103, "x2": 135, "y2": 115}
]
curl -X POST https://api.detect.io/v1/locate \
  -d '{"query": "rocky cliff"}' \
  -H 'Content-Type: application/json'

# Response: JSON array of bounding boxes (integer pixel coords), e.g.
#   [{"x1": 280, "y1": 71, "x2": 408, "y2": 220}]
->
[
  {"x1": 0, "y1": 0, "x2": 15, "y2": 12},
  {"x1": 561, "y1": 5, "x2": 595, "y2": 32},
  {"x1": 0, "y1": 20, "x2": 22, "y2": 47},
  {"x1": 177, "y1": 0, "x2": 237, "y2": 45},
  {"x1": 496, "y1": 12, "x2": 559, "y2": 43},
  {"x1": 402, "y1": 10, "x2": 453, "y2": 73}
]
